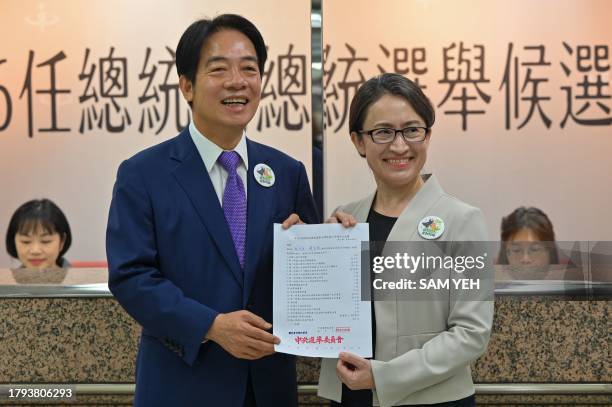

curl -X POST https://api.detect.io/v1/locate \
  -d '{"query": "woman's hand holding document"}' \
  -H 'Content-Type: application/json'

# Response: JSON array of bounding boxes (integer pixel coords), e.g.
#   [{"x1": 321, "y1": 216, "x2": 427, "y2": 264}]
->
[{"x1": 273, "y1": 223, "x2": 372, "y2": 358}]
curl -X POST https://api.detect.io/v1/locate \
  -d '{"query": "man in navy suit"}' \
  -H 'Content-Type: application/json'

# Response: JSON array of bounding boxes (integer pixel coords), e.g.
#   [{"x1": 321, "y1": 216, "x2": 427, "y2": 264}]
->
[{"x1": 106, "y1": 14, "x2": 317, "y2": 406}]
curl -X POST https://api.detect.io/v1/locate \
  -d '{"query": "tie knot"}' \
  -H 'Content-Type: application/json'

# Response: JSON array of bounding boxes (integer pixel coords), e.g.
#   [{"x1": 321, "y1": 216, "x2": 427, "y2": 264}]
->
[{"x1": 218, "y1": 151, "x2": 241, "y2": 172}]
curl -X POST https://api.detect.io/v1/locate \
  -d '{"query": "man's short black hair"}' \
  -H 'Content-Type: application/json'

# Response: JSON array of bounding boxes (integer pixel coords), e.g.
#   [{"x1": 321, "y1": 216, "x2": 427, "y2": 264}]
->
[
  {"x1": 5, "y1": 199, "x2": 72, "y2": 267},
  {"x1": 176, "y1": 14, "x2": 267, "y2": 85}
]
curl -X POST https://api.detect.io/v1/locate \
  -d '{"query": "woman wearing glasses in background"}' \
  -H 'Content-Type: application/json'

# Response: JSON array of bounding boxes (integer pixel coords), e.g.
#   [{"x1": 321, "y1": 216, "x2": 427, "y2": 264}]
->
[
  {"x1": 497, "y1": 207, "x2": 560, "y2": 280},
  {"x1": 317, "y1": 73, "x2": 493, "y2": 406}
]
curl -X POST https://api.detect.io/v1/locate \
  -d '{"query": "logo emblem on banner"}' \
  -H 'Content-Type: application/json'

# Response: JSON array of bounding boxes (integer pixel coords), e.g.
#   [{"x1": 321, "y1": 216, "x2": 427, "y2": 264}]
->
[
  {"x1": 418, "y1": 216, "x2": 445, "y2": 240},
  {"x1": 254, "y1": 163, "x2": 275, "y2": 187}
]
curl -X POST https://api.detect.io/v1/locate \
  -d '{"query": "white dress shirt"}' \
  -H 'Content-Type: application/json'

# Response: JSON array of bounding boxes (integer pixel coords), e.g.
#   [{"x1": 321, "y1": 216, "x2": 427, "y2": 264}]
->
[
  {"x1": 189, "y1": 122, "x2": 250, "y2": 344},
  {"x1": 188, "y1": 121, "x2": 249, "y2": 204}
]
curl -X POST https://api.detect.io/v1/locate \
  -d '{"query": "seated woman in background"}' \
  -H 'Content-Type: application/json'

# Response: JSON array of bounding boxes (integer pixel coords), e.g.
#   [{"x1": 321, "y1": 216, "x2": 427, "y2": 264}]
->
[
  {"x1": 497, "y1": 206, "x2": 560, "y2": 279},
  {"x1": 5, "y1": 199, "x2": 72, "y2": 269}
]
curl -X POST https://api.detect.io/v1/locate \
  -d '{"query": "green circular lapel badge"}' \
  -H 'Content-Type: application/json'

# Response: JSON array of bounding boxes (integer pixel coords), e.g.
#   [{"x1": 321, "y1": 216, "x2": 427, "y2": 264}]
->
[{"x1": 418, "y1": 216, "x2": 445, "y2": 240}]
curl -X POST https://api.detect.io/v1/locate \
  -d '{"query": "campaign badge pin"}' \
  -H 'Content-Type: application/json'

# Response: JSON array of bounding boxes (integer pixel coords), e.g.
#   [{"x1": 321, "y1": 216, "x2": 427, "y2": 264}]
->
[
  {"x1": 418, "y1": 216, "x2": 445, "y2": 240},
  {"x1": 253, "y1": 163, "x2": 275, "y2": 187}
]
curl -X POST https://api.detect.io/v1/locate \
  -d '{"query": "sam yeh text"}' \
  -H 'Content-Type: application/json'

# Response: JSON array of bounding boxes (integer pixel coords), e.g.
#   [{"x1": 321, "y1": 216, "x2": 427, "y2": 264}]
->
[{"x1": 373, "y1": 278, "x2": 480, "y2": 290}]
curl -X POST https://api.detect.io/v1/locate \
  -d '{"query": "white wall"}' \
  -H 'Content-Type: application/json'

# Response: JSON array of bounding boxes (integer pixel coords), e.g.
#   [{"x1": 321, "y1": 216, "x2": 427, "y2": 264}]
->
[
  {"x1": 323, "y1": 0, "x2": 612, "y2": 241},
  {"x1": 0, "y1": 0, "x2": 312, "y2": 266}
]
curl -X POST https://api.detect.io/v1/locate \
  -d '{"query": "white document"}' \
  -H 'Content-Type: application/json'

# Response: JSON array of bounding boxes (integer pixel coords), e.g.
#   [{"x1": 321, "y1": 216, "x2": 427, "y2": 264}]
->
[{"x1": 273, "y1": 223, "x2": 372, "y2": 357}]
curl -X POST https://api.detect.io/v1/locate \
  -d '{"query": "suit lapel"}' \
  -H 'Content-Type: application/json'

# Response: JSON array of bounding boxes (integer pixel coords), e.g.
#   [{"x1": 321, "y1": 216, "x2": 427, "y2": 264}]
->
[
  {"x1": 349, "y1": 176, "x2": 444, "y2": 361},
  {"x1": 387, "y1": 174, "x2": 443, "y2": 242},
  {"x1": 243, "y1": 140, "x2": 274, "y2": 305},
  {"x1": 351, "y1": 193, "x2": 375, "y2": 223},
  {"x1": 170, "y1": 130, "x2": 243, "y2": 288}
]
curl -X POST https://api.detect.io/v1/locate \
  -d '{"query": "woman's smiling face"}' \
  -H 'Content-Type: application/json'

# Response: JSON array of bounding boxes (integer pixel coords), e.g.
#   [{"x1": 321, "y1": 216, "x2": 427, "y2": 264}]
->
[
  {"x1": 351, "y1": 93, "x2": 431, "y2": 190},
  {"x1": 15, "y1": 222, "x2": 65, "y2": 269}
]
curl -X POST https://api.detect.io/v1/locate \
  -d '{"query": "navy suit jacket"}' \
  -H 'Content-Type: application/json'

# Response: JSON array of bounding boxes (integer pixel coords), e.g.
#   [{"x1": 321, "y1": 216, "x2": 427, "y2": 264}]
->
[{"x1": 106, "y1": 128, "x2": 318, "y2": 406}]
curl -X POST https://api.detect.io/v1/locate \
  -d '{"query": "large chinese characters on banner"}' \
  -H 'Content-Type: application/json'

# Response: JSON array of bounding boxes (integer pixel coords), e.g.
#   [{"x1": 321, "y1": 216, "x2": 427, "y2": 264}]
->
[
  {"x1": 323, "y1": 0, "x2": 611, "y2": 242},
  {"x1": 0, "y1": 0, "x2": 311, "y2": 266}
]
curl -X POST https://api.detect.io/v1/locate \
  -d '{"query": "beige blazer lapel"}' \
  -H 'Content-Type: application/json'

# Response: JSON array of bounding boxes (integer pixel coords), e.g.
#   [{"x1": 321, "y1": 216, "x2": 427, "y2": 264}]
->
[
  {"x1": 337, "y1": 192, "x2": 374, "y2": 222},
  {"x1": 372, "y1": 175, "x2": 444, "y2": 363},
  {"x1": 385, "y1": 174, "x2": 444, "y2": 243}
]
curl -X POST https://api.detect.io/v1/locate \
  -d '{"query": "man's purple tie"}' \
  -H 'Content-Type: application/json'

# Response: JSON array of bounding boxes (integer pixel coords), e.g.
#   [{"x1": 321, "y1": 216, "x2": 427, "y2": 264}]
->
[{"x1": 218, "y1": 151, "x2": 247, "y2": 269}]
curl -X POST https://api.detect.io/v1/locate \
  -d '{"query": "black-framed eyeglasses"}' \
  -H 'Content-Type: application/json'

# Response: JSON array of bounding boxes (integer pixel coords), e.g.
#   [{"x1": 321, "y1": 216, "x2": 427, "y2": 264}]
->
[{"x1": 358, "y1": 127, "x2": 430, "y2": 144}]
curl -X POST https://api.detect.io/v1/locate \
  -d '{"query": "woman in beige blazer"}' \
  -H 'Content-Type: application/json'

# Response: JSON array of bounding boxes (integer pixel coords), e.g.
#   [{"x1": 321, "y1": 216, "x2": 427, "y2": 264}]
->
[{"x1": 317, "y1": 73, "x2": 494, "y2": 406}]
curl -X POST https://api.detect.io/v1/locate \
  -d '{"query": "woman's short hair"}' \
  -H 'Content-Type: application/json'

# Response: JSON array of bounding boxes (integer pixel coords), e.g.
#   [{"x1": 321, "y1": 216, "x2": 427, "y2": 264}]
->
[
  {"x1": 348, "y1": 73, "x2": 436, "y2": 154},
  {"x1": 497, "y1": 206, "x2": 559, "y2": 264},
  {"x1": 5, "y1": 199, "x2": 72, "y2": 266}
]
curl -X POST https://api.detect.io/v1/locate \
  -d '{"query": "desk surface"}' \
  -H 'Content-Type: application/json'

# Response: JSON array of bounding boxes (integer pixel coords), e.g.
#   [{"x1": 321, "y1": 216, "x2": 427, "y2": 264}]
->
[
  {"x1": 0, "y1": 268, "x2": 109, "y2": 297},
  {"x1": 0, "y1": 267, "x2": 609, "y2": 297}
]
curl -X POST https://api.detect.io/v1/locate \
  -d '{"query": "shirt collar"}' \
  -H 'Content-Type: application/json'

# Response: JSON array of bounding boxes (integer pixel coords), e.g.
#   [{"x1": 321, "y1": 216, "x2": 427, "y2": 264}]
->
[{"x1": 189, "y1": 121, "x2": 249, "y2": 172}]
